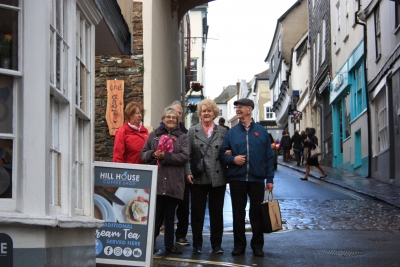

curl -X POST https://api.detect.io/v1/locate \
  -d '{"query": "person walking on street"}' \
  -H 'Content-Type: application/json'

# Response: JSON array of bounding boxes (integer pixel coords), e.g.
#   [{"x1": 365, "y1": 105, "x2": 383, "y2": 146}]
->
[
  {"x1": 300, "y1": 130, "x2": 307, "y2": 165},
  {"x1": 301, "y1": 128, "x2": 310, "y2": 165},
  {"x1": 300, "y1": 127, "x2": 328, "y2": 180},
  {"x1": 269, "y1": 133, "x2": 278, "y2": 171},
  {"x1": 219, "y1": 98, "x2": 274, "y2": 257},
  {"x1": 170, "y1": 101, "x2": 191, "y2": 247},
  {"x1": 186, "y1": 99, "x2": 228, "y2": 255},
  {"x1": 280, "y1": 130, "x2": 291, "y2": 162},
  {"x1": 290, "y1": 130, "x2": 302, "y2": 166}
]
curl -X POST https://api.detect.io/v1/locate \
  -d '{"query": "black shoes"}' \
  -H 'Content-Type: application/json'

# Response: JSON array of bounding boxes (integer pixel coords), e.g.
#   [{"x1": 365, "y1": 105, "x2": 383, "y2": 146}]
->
[
  {"x1": 253, "y1": 248, "x2": 264, "y2": 257},
  {"x1": 153, "y1": 249, "x2": 167, "y2": 257},
  {"x1": 192, "y1": 247, "x2": 202, "y2": 255},
  {"x1": 165, "y1": 246, "x2": 182, "y2": 254},
  {"x1": 231, "y1": 248, "x2": 245, "y2": 256},
  {"x1": 176, "y1": 237, "x2": 190, "y2": 246},
  {"x1": 212, "y1": 246, "x2": 224, "y2": 254}
]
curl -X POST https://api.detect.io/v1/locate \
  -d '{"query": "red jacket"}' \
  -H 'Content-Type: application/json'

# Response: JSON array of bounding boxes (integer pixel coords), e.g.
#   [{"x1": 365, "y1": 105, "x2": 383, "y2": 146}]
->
[{"x1": 112, "y1": 121, "x2": 149, "y2": 164}]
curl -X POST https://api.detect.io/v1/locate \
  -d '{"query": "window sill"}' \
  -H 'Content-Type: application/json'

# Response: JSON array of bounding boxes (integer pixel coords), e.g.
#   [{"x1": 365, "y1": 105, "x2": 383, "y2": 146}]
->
[{"x1": 0, "y1": 213, "x2": 104, "y2": 229}]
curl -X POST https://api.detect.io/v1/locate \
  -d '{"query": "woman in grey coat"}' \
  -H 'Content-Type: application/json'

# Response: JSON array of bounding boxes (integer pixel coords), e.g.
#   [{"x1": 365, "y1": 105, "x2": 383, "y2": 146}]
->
[
  {"x1": 140, "y1": 107, "x2": 189, "y2": 256},
  {"x1": 186, "y1": 99, "x2": 228, "y2": 255}
]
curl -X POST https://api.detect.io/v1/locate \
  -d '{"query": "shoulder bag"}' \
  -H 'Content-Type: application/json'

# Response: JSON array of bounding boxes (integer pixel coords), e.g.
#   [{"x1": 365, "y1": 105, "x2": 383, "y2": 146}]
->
[{"x1": 310, "y1": 145, "x2": 321, "y2": 158}]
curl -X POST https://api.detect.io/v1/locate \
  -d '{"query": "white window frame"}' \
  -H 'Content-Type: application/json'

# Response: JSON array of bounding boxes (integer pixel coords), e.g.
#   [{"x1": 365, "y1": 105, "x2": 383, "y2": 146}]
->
[
  {"x1": 375, "y1": 87, "x2": 388, "y2": 153},
  {"x1": 322, "y1": 20, "x2": 326, "y2": 63},
  {"x1": 0, "y1": 2, "x2": 22, "y2": 210},
  {"x1": 264, "y1": 102, "x2": 275, "y2": 120},
  {"x1": 374, "y1": 5, "x2": 381, "y2": 60}
]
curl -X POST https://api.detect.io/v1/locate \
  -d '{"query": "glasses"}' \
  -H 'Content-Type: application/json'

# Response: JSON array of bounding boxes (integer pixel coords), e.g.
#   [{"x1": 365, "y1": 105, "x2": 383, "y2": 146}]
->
[
  {"x1": 164, "y1": 115, "x2": 177, "y2": 120},
  {"x1": 234, "y1": 105, "x2": 250, "y2": 109}
]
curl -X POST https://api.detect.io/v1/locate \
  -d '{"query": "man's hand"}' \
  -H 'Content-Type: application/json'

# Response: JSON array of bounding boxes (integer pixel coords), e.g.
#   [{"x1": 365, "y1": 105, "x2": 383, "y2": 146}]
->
[
  {"x1": 266, "y1": 182, "x2": 274, "y2": 192},
  {"x1": 233, "y1": 155, "x2": 246, "y2": 166},
  {"x1": 186, "y1": 174, "x2": 195, "y2": 184}
]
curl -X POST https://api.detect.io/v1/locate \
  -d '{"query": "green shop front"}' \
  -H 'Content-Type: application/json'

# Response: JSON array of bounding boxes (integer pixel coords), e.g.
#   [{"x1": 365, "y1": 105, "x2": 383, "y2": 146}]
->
[{"x1": 330, "y1": 41, "x2": 369, "y2": 177}]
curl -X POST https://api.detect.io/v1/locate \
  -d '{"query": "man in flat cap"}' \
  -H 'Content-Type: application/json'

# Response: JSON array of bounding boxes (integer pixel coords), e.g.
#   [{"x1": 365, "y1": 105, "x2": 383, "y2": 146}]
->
[{"x1": 219, "y1": 98, "x2": 274, "y2": 257}]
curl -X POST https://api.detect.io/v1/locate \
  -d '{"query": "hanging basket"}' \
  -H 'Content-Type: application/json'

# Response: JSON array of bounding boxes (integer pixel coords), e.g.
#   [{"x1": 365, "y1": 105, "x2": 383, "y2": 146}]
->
[
  {"x1": 187, "y1": 104, "x2": 197, "y2": 113},
  {"x1": 190, "y1": 82, "x2": 203, "y2": 92}
]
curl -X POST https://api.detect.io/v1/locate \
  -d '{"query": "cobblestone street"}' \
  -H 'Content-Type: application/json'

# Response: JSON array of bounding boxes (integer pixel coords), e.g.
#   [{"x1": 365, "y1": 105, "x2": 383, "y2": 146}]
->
[{"x1": 281, "y1": 199, "x2": 400, "y2": 231}]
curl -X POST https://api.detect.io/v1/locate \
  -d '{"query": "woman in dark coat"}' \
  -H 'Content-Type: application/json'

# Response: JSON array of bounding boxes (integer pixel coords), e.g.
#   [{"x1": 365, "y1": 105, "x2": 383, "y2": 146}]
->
[
  {"x1": 290, "y1": 130, "x2": 303, "y2": 166},
  {"x1": 300, "y1": 128, "x2": 327, "y2": 180},
  {"x1": 140, "y1": 107, "x2": 189, "y2": 256},
  {"x1": 269, "y1": 133, "x2": 278, "y2": 170},
  {"x1": 280, "y1": 130, "x2": 291, "y2": 162}
]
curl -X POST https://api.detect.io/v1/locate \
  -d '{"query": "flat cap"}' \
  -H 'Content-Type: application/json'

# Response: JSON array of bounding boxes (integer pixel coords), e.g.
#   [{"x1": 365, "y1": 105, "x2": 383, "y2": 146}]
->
[{"x1": 234, "y1": 98, "x2": 254, "y2": 109}]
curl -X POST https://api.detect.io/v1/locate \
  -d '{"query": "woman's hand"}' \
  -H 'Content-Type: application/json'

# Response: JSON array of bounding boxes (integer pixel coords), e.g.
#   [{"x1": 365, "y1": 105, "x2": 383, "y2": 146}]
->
[
  {"x1": 152, "y1": 150, "x2": 165, "y2": 159},
  {"x1": 224, "y1": 150, "x2": 232, "y2": 156},
  {"x1": 186, "y1": 174, "x2": 195, "y2": 184}
]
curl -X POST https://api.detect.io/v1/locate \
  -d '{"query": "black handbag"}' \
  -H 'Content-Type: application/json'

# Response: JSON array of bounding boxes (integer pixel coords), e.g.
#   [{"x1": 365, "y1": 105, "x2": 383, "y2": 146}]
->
[{"x1": 190, "y1": 134, "x2": 214, "y2": 176}]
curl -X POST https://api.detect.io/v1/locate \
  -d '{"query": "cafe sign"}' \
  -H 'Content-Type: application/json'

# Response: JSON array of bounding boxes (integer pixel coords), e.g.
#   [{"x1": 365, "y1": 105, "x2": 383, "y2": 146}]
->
[{"x1": 106, "y1": 80, "x2": 124, "y2": 135}]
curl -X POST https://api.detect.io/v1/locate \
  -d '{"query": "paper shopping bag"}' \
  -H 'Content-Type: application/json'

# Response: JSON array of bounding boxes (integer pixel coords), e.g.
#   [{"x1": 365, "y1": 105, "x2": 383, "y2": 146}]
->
[{"x1": 261, "y1": 191, "x2": 282, "y2": 233}]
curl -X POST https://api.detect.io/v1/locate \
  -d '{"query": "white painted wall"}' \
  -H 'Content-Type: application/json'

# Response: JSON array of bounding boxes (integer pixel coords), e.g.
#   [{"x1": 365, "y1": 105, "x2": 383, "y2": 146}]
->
[{"x1": 142, "y1": 0, "x2": 183, "y2": 129}]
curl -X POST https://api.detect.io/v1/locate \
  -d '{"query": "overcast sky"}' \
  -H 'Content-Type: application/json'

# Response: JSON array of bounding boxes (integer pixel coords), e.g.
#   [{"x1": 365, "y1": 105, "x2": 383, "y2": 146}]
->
[{"x1": 204, "y1": 0, "x2": 298, "y2": 99}]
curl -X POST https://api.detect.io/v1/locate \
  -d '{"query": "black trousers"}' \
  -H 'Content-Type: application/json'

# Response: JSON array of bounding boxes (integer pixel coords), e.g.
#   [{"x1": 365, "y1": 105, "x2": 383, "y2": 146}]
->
[
  {"x1": 175, "y1": 183, "x2": 191, "y2": 239},
  {"x1": 229, "y1": 180, "x2": 264, "y2": 250},
  {"x1": 154, "y1": 195, "x2": 179, "y2": 248},
  {"x1": 191, "y1": 184, "x2": 226, "y2": 249}
]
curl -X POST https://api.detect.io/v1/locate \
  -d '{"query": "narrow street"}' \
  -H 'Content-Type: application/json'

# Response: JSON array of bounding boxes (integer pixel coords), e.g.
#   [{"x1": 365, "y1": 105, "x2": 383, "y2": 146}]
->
[{"x1": 152, "y1": 157, "x2": 400, "y2": 266}]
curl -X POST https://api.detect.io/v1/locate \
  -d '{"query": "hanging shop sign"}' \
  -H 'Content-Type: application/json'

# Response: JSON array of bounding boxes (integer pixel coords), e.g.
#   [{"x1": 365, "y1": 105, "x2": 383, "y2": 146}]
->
[
  {"x1": 94, "y1": 162, "x2": 158, "y2": 267},
  {"x1": 106, "y1": 80, "x2": 124, "y2": 135}
]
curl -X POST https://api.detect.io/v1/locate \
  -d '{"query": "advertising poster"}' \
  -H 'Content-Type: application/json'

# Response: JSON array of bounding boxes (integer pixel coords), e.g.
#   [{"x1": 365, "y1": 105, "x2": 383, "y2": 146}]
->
[{"x1": 94, "y1": 162, "x2": 158, "y2": 267}]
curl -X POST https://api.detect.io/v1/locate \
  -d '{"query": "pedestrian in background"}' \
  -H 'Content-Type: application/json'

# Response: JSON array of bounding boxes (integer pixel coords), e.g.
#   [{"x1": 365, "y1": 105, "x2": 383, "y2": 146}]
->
[
  {"x1": 218, "y1": 117, "x2": 230, "y2": 130},
  {"x1": 300, "y1": 127, "x2": 328, "y2": 180},
  {"x1": 219, "y1": 98, "x2": 274, "y2": 257},
  {"x1": 186, "y1": 99, "x2": 228, "y2": 255},
  {"x1": 269, "y1": 133, "x2": 278, "y2": 171},
  {"x1": 170, "y1": 101, "x2": 191, "y2": 247},
  {"x1": 280, "y1": 130, "x2": 291, "y2": 162},
  {"x1": 291, "y1": 130, "x2": 302, "y2": 166},
  {"x1": 140, "y1": 107, "x2": 189, "y2": 256},
  {"x1": 301, "y1": 128, "x2": 310, "y2": 165},
  {"x1": 112, "y1": 101, "x2": 149, "y2": 164}
]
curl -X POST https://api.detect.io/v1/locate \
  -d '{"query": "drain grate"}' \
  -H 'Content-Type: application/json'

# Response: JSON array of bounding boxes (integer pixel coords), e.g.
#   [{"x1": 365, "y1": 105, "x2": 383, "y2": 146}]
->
[{"x1": 314, "y1": 249, "x2": 364, "y2": 257}]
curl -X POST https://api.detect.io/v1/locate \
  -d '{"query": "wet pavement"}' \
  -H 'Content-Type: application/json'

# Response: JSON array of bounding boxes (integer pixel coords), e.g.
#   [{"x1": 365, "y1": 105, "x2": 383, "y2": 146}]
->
[
  {"x1": 277, "y1": 157, "x2": 400, "y2": 209},
  {"x1": 148, "y1": 158, "x2": 400, "y2": 266}
]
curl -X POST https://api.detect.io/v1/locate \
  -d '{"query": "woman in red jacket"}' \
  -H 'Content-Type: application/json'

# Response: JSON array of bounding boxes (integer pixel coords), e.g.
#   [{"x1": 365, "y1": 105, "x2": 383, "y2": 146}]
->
[{"x1": 112, "y1": 102, "x2": 149, "y2": 163}]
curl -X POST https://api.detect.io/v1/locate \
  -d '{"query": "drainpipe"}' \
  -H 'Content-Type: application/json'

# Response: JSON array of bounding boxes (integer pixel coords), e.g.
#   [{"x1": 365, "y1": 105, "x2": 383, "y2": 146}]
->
[{"x1": 356, "y1": 9, "x2": 371, "y2": 178}]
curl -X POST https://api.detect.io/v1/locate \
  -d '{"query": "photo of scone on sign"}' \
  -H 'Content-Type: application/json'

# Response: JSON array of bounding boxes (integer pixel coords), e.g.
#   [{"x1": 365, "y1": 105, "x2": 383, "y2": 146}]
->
[
  {"x1": 112, "y1": 188, "x2": 150, "y2": 224},
  {"x1": 126, "y1": 196, "x2": 149, "y2": 223}
]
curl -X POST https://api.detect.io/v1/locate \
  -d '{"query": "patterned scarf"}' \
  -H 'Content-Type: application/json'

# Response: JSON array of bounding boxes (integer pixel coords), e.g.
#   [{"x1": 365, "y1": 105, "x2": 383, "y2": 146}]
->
[{"x1": 156, "y1": 134, "x2": 175, "y2": 167}]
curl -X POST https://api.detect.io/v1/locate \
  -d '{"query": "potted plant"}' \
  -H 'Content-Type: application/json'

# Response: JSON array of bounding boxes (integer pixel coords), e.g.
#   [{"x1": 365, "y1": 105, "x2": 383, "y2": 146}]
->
[
  {"x1": 190, "y1": 82, "x2": 203, "y2": 92},
  {"x1": 0, "y1": 34, "x2": 12, "y2": 69},
  {"x1": 187, "y1": 103, "x2": 197, "y2": 113}
]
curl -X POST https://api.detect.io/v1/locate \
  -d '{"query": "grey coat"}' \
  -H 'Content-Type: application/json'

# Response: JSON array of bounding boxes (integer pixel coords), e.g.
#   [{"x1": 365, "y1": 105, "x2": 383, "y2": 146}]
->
[
  {"x1": 185, "y1": 123, "x2": 228, "y2": 187},
  {"x1": 140, "y1": 125, "x2": 189, "y2": 200}
]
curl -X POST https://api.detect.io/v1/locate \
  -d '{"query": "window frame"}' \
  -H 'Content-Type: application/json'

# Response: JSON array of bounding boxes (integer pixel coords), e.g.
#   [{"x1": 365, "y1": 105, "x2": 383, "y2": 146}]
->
[{"x1": 374, "y1": 5, "x2": 381, "y2": 60}]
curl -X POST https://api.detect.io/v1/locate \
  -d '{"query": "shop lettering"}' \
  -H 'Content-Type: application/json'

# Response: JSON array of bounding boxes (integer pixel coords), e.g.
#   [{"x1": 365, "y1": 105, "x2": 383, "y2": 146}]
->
[
  {"x1": 95, "y1": 229, "x2": 121, "y2": 239},
  {"x1": 100, "y1": 172, "x2": 140, "y2": 181},
  {"x1": 1, "y1": 243, "x2": 7, "y2": 254},
  {"x1": 109, "y1": 85, "x2": 122, "y2": 90},
  {"x1": 123, "y1": 229, "x2": 140, "y2": 240}
]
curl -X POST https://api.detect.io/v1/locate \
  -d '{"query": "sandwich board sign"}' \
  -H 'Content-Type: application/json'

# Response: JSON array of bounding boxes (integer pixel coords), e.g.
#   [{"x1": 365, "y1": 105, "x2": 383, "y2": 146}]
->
[
  {"x1": 0, "y1": 233, "x2": 12, "y2": 267},
  {"x1": 94, "y1": 161, "x2": 157, "y2": 267}
]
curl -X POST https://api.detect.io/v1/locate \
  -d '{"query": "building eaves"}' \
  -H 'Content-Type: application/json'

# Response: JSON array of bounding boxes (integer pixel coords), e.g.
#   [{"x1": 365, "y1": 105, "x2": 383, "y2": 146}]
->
[{"x1": 94, "y1": 0, "x2": 131, "y2": 55}]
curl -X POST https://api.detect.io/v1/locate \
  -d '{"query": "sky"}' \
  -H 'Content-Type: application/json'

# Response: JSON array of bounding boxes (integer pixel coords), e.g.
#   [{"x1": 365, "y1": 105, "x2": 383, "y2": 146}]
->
[{"x1": 204, "y1": 0, "x2": 298, "y2": 100}]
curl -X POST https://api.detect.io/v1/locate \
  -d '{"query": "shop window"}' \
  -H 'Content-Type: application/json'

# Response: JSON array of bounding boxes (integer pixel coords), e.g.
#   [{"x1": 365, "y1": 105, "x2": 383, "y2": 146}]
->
[
  {"x1": 0, "y1": 61, "x2": 15, "y2": 200},
  {"x1": 352, "y1": 64, "x2": 366, "y2": 117},
  {"x1": 338, "y1": 92, "x2": 351, "y2": 153},
  {"x1": 375, "y1": 88, "x2": 389, "y2": 152},
  {"x1": 374, "y1": 5, "x2": 381, "y2": 60},
  {"x1": 0, "y1": 3, "x2": 19, "y2": 71},
  {"x1": 190, "y1": 58, "x2": 198, "y2": 82}
]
